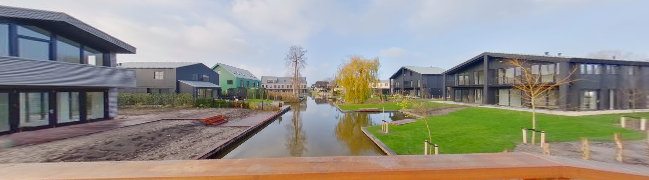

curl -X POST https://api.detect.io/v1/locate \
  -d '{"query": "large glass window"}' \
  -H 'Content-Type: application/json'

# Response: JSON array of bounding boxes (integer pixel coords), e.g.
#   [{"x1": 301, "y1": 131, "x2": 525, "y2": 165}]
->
[
  {"x1": 510, "y1": 89, "x2": 522, "y2": 107},
  {"x1": 19, "y1": 92, "x2": 50, "y2": 127},
  {"x1": 0, "y1": 24, "x2": 8, "y2": 56},
  {"x1": 84, "y1": 47, "x2": 104, "y2": 66},
  {"x1": 0, "y1": 93, "x2": 9, "y2": 132},
  {"x1": 57, "y1": 92, "x2": 80, "y2": 123},
  {"x1": 18, "y1": 26, "x2": 51, "y2": 60},
  {"x1": 56, "y1": 37, "x2": 81, "y2": 64},
  {"x1": 18, "y1": 38, "x2": 50, "y2": 60},
  {"x1": 498, "y1": 89, "x2": 510, "y2": 106},
  {"x1": 505, "y1": 68, "x2": 515, "y2": 84},
  {"x1": 541, "y1": 64, "x2": 555, "y2": 83},
  {"x1": 581, "y1": 90, "x2": 598, "y2": 110},
  {"x1": 86, "y1": 92, "x2": 105, "y2": 120}
]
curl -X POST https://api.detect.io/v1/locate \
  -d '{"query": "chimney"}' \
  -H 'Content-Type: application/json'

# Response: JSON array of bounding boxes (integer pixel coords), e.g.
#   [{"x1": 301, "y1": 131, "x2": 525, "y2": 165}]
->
[
  {"x1": 544, "y1": 52, "x2": 550, "y2": 56},
  {"x1": 612, "y1": 56, "x2": 616, "y2": 60},
  {"x1": 557, "y1": 53, "x2": 562, "y2": 56}
]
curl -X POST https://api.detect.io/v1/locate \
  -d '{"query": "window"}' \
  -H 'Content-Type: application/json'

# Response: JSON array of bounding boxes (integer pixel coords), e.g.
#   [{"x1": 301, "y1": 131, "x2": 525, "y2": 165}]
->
[
  {"x1": 56, "y1": 37, "x2": 81, "y2": 64},
  {"x1": 192, "y1": 74, "x2": 199, "y2": 81},
  {"x1": 497, "y1": 69, "x2": 506, "y2": 84},
  {"x1": 87, "y1": 92, "x2": 105, "y2": 120},
  {"x1": 540, "y1": 64, "x2": 555, "y2": 83},
  {"x1": 227, "y1": 80, "x2": 233, "y2": 85},
  {"x1": 247, "y1": 81, "x2": 250, "y2": 87},
  {"x1": 19, "y1": 92, "x2": 50, "y2": 127},
  {"x1": 580, "y1": 64, "x2": 602, "y2": 74},
  {"x1": 197, "y1": 89, "x2": 214, "y2": 98},
  {"x1": 17, "y1": 26, "x2": 51, "y2": 60},
  {"x1": 581, "y1": 90, "x2": 598, "y2": 110},
  {"x1": 474, "y1": 71, "x2": 483, "y2": 85},
  {"x1": 154, "y1": 71, "x2": 164, "y2": 80},
  {"x1": 201, "y1": 75, "x2": 209, "y2": 82},
  {"x1": 498, "y1": 89, "x2": 510, "y2": 106},
  {"x1": 240, "y1": 80, "x2": 243, "y2": 87},
  {"x1": 475, "y1": 89, "x2": 482, "y2": 103},
  {"x1": 0, "y1": 24, "x2": 8, "y2": 56},
  {"x1": 505, "y1": 68, "x2": 515, "y2": 84},
  {"x1": 627, "y1": 66, "x2": 635, "y2": 75},
  {"x1": 605, "y1": 65, "x2": 618, "y2": 74},
  {"x1": 57, "y1": 92, "x2": 80, "y2": 123},
  {"x1": 0, "y1": 93, "x2": 9, "y2": 132},
  {"x1": 84, "y1": 47, "x2": 104, "y2": 66}
]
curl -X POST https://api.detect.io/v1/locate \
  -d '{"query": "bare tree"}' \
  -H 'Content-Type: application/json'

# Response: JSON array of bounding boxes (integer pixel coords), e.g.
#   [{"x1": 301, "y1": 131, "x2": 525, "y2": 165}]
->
[
  {"x1": 285, "y1": 46, "x2": 307, "y2": 96},
  {"x1": 508, "y1": 59, "x2": 579, "y2": 139}
]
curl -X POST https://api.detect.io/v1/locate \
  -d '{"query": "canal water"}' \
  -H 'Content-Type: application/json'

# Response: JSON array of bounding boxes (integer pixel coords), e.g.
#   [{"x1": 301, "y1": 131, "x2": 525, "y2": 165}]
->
[{"x1": 216, "y1": 96, "x2": 408, "y2": 159}]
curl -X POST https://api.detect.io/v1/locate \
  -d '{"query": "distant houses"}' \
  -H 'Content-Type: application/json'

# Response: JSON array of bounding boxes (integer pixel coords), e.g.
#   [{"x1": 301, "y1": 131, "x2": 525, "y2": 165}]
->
[
  {"x1": 261, "y1": 76, "x2": 308, "y2": 94},
  {"x1": 389, "y1": 66, "x2": 445, "y2": 98},
  {"x1": 212, "y1": 63, "x2": 261, "y2": 94},
  {"x1": 371, "y1": 80, "x2": 390, "y2": 94},
  {"x1": 117, "y1": 62, "x2": 221, "y2": 98}
]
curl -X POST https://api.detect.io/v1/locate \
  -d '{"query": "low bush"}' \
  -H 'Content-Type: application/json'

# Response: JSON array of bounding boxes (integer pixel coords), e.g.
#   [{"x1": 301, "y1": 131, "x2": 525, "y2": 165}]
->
[
  {"x1": 119, "y1": 93, "x2": 193, "y2": 108},
  {"x1": 194, "y1": 98, "x2": 249, "y2": 108},
  {"x1": 266, "y1": 91, "x2": 300, "y2": 103}
]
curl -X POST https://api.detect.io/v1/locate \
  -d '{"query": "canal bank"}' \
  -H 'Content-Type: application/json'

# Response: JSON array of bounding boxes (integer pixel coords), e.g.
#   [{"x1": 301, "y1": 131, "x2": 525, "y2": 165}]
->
[{"x1": 0, "y1": 108, "x2": 288, "y2": 163}]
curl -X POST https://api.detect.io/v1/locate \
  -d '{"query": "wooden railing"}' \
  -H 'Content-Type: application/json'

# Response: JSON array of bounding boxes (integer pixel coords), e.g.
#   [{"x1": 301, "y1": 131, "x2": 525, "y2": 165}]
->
[{"x1": 0, "y1": 152, "x2": 647, "y2": 180}]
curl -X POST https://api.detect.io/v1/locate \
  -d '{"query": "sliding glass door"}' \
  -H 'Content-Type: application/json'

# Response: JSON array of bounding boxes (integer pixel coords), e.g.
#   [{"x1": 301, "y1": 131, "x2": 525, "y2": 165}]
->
[
  {"x1": 57, "y1": 92, "x2": 80, "y2": 123},
  {"x1": 19, "y1": 92, "x2": 50, "y2": 127},
  {"x1": 86, "y1": 92, "x2": 105, "y2": 120},
  {"x1": 0, "y1": 93, "x2": 9, "y2": 132}
]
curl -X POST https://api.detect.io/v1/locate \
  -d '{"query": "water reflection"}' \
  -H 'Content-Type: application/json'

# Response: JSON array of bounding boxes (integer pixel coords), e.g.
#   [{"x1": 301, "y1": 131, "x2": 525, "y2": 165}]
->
[
  {"x1": 285, "y1": 102, "x2": 307, "y2": 156},
  {"x1": 218, "y1": 97, "x2": 408, "y2": 159}
]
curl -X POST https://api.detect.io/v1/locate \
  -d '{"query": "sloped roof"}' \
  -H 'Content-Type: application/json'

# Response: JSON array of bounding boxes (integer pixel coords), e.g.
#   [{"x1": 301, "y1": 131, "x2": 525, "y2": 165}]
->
[
  {"x1": 389, "y1": 66, "x2": 445, "y2": 79},
  {"x1": 178, "y1": 80, "x2": 220, "y2": 88},
  {"x1": 213, "y1": 63, "x2": 258, "y2": 80},
  {"x1": 261, "y1": 76, "x2": 307, "y2": 84},
  {"x1": 118, "y1": 62, "x2": 200, "y2": 69},
  {"x1": 0, "y1": 5, "x2": 135, "y2": 53}
]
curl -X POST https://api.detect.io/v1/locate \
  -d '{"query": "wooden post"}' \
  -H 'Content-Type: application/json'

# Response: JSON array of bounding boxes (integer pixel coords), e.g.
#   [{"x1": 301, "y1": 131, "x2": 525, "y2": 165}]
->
[
  {"x1": 542, "y1": 143, "x2": 550, "y2": 155},
  {"x1": 531, "y1": 130, "x2": 536, "y2": 145},
  {"x1": 540, "y1": 131, "x2": 546, "y2": 148},
  {"x1": 381, "y1": 120, "x2": 385, "y2": 132},
  {"x1": 424, "y1": 140, "x2": 429, "y2": 155},
  {"x1": 434, "y1": 144, "x2": 439, "y2": 155},
  {"x1": 522, "y1": 128, "x2": 527, "y2": 144},
  {"x1": 385, "y1": 122, "x2": 389, "y2": 133},
  {"x1": 641, "y1": 118, "x2": 646, "y2": 131},
  {"x1": 581, "y1": 138, "x2": 590, "y2": 160},
  {"x1": 620, "y1": 117, "x2": 626, "y2": 128},
  {"x1": 614, "y1": 133, "x2": 623, "y2": 162}
]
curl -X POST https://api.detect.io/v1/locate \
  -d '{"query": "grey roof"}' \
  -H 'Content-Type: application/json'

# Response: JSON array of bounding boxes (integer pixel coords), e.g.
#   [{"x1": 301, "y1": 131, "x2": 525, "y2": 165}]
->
[
  {"x1": 213, "y1": 63, "x2": 258, "y2": 80},
  {"x1": 261, "y1": 76, "x2": 307, "y2": 84},
  {"x1": 390, "y1": 66, "x2": 445, "y2": 79},
  {"x1": 443, "y1": 52, "x2": 649, "y2": 74},
  {"x1": 178, "y1": 80, "x2": 220, "y2": 88},
  {"x1": 0, "y1": 5, "x2": 135, "y2": 53},
  {"x1": 118, "y1": 62, "x2": 200, "y2": 69}
]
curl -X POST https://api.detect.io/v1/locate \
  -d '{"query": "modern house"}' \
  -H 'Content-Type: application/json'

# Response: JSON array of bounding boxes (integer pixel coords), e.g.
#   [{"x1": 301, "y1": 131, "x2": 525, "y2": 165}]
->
[
  {"x1": 261, "y1": 76, "x2": 308, "y2": 93},
  {"x1": 313, "y1": 81, "x2": 331, "y2": 92},
  {"x1": 118, "y1": 62, "x2": 220, "y2": 98},
  {"x1": 443, "y1": 52, "x2": 649, "y2": 111},
  {"x1": 370, "y1": 80, "x2": 390, "y2": 94},
  {"x1": 0, "y1": 5, "x2": 136, "y2": 134},
  {"x1": 389, "y1": 66, "x2": 445, "y2": 98},
  {"x1": 212, "y1": 63, "x2": 260, "y2": 94}
]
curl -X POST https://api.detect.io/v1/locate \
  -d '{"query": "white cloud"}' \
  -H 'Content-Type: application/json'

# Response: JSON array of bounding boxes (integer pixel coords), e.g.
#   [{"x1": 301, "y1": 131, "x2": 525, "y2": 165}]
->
[{"x1": 380, "y1": 47, "x2": 408, "y2": 59}]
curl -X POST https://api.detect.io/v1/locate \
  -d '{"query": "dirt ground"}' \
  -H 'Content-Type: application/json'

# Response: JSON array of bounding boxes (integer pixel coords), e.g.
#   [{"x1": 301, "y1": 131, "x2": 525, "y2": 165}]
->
[
  {"x1": 514, "y1": 140, "x2": 649, "y2": 166},
  {"x1": 0, "y1": 108, "x2": 271, "y2": 163}
]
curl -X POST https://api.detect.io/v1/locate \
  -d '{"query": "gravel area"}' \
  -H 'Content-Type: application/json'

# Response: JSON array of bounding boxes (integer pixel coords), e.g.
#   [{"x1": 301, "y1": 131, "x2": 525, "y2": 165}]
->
[
  {"x1": 514, "y1": 140, "x2": 649, "y2": 167},
  {"x1": 0, "y1": 108, "x2": 271, "y2": 163}
]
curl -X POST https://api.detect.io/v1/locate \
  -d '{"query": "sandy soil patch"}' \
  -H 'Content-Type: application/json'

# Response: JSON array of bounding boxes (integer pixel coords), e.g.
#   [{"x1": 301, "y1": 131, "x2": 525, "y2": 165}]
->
[
  {"x1": 514, "y1": 140, "x2": 649, "y2": 167},
  {"x1": 0, "y1": 108, "x2": 270, "y2": 163}
]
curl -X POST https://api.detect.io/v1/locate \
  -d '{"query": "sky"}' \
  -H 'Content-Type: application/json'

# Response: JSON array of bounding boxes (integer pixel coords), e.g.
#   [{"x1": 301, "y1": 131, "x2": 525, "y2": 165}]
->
[{"x1": 2, "y1": 0, "x2": 648, "y2": 83}]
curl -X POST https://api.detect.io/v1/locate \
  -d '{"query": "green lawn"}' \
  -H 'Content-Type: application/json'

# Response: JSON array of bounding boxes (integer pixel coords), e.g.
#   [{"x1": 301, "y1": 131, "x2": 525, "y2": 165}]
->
[
  {"x1": 247, "y1": 99, "x2": 274, "y2": 103},
  {"x1": 338, "y1": 100, "x2": 458, "y2": 111},
  {"x1": 366, "y1": 107, "x2": 647, "y2": 154}
]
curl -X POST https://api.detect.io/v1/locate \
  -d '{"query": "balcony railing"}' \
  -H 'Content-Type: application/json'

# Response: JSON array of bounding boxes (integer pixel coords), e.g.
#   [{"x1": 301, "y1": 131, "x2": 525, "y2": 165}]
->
[
  {"x1": 0, "y1": 56, "x2": 135, "y2": 88},
  {"x1": 1, "y1": 153, "x2": 647, "y2": 179}
]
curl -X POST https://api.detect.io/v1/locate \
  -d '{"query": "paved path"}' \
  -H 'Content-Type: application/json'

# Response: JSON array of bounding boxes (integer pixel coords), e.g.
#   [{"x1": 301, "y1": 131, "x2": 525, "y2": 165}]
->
[{"x1": 437, "y1": 101, "x2": 649, "y2": 116}]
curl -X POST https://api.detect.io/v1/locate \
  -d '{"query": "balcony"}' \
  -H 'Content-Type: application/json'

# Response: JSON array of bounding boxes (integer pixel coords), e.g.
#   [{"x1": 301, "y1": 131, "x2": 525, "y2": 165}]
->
[
  {"x1": 0, "y1": 56, "x2": 135, "y2": 88},
  {"x1": 1, "y1": 153, "x2": 647, "y2": 179}
]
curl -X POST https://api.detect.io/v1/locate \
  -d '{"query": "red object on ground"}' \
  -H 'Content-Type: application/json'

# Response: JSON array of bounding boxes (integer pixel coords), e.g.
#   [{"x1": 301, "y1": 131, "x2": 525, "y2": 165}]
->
[{"x1": 200, "y1": 115, "x2": 228, "y2": 126}]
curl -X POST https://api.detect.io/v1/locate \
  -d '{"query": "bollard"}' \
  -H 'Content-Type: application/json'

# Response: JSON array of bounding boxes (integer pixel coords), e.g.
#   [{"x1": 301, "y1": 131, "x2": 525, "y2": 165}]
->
[
  {"x1": 381, "y1": 120, "x2": 385, "y2": 132},
  {"x1": 614, "y1": 133, "x2": 623, "y2": 162},
  {"x1": 641, "y1": 118, "x2": 646, "y2": 131},
  {"x1": 540, "y1": 131, "x2": 546, "y2": 148},
  {"x1": 620, "y1": 117, "x2": 626, "y2": 128},
  {"x1": 581, "y1": 138, "x2": 590, "y2": 160},
  {"x1": 522, "y1": 128, "x2": 527, "y2": 144},
  {"x1": 385, "y1": 122, "x2": 389, "y2": 133},
  {"x1": 434, "y1": 144, "x2": 439, "y2": 155},
  {"x1": 531, "y1": 130, "x2": 536, "y2": 145},
  {"x1": 424, "y1": 140, "x2": 429, "y2": 155},
  {"x1": 542, "y1": 143, "x2": 550, "y2": 155}
]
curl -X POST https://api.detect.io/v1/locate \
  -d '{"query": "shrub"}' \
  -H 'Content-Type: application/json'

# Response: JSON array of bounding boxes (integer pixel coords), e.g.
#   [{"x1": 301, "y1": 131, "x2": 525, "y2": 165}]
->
[
  {"x1": 119, "y1": 93, "x2": 193, "y2": 108},
  {"x1": 266, "y1": 91, "x2": 300, "y2": 103},
  {"x1": 193, "y1": 98, "x2": 248, "y2": 108}
]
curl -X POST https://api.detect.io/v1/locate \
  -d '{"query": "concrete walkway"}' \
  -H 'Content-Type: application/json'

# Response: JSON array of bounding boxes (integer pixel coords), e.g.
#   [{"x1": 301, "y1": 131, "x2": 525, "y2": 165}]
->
[{"x1": 437, "y1": 101, "x2": 649, "y2": 116}]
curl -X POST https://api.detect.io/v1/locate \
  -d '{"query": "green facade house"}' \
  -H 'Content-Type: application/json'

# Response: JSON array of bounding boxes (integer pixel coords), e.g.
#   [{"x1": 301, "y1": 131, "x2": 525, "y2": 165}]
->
[{"x1": 212, "y1": 63, "x2": 261, "y2": 94}]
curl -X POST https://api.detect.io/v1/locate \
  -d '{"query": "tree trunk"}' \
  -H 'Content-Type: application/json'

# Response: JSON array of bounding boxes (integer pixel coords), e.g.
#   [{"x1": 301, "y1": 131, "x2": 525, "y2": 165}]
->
[
  {"x1": 294, "y1": 58, "x2": 298, "y2": 96},
  {"x1": 531, "y1": 97, "x2": 537, "y2": 145}
]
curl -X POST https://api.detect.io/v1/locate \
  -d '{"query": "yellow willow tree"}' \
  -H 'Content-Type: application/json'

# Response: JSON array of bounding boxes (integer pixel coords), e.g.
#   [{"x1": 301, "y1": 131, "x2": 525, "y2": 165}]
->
[
  {"x1": 335, "y1": 56, "x2": 380, "y2": 104},
  {"x1": 508, "y1": 59, "x2": 578, "y2": 143}
]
